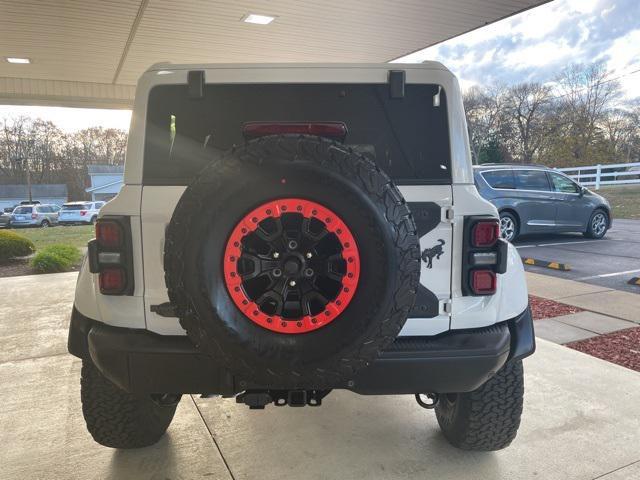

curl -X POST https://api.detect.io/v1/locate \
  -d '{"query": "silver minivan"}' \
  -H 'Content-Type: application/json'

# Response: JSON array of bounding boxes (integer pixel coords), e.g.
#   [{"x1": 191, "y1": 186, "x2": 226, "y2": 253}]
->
[
  {"x1": 474, "y1": 164, "x2": 612, "y2": 242},
  {"x1": 10, "y1": 204, "x2": 61, "y2": 228}
]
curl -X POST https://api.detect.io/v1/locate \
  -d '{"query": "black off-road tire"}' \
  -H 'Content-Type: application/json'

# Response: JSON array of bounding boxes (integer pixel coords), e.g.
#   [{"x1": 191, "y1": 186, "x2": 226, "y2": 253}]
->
[
  {"x1": 164, "y1": 135, "x2": 421, "y2": 387},
  {"x1": 80, "y1": 360, "x2": 179, "y2": 449},
  {"x1": 435, "y1": 360, "x2": 524, "y2": 451}
]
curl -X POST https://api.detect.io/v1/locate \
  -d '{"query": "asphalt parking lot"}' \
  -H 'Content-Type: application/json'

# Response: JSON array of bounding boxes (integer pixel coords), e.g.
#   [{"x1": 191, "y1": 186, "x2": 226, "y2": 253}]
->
[{"x1": 515, "y1": 219, "x2": 640, "y2": 294}]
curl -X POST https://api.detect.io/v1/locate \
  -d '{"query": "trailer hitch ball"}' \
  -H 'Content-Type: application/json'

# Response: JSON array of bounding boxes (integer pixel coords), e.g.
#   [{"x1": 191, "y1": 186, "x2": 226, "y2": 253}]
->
[{"x1": 415, "y1": 393, "x2": 439, "y2": 409}]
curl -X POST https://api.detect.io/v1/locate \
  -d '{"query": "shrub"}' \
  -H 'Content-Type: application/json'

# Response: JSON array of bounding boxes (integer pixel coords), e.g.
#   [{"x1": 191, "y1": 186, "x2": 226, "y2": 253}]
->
[
  {"x1": 0, "y1": 230, "x2": 36, "y2": 262},
  {"x1": 30, "y1": 244, "x2": 82, "y2": 273}
]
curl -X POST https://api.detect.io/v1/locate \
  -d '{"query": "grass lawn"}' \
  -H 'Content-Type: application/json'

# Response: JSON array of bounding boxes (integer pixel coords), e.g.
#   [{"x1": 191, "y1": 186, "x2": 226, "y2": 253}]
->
[
  {"x1": 597, "y1": 184, "x2": 640, "y2": 219},
  {"x1": 6, "y1": 225, "x2": 94, "y2": 250}
]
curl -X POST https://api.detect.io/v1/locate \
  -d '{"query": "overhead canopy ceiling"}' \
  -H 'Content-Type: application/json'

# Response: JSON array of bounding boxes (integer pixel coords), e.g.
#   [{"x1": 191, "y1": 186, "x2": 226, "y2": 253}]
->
[{"x1": 0, "y1": 0, "x2": 550, "y2": 108}]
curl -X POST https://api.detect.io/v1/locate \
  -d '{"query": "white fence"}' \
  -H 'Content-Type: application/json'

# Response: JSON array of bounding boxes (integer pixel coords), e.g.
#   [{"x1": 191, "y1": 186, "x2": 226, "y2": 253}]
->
[{"x1": 556, "y1": 162, "x2": 640, "y2": 190}]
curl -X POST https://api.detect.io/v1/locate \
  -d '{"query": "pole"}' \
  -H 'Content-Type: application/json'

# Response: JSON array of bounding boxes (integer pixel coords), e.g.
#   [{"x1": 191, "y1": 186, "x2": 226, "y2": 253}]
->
[{"x1": 26, "y1": 158, "x2": 32, "y2": 203}]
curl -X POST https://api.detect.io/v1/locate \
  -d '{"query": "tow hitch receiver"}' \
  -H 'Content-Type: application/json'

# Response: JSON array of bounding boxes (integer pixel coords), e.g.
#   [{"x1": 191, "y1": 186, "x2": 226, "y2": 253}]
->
[{"x1": 236, "y1": 389, "x2": 332, "y2": 409}]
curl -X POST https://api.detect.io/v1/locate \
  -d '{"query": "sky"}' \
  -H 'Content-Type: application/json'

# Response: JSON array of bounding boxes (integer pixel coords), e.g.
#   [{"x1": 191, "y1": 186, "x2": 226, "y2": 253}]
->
[
  {"x1": 1, "y1": 0, "x2": 638, "y2": 130},
  {"x1": 394, "y1": 0, "x2": 640, "y2": 99}
]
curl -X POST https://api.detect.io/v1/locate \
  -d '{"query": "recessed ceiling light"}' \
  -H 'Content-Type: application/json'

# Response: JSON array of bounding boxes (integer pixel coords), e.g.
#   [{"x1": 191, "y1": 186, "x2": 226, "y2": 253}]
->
[
  {"x1": 6, "y1": 57, "x2": 31, "y2": 64},
  {"x1": 242, "y1": 13, "x2": 276, "y2": 25}
]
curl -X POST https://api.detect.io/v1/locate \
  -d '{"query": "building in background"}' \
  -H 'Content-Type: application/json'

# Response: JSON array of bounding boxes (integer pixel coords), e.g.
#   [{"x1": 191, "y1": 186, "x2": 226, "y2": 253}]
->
[
  {"x1": 0, "y1": 184, "x2": 68, "y2": 210},
  {"x1": 85, "y1": 165, "x2": 124, "y2": 201}
]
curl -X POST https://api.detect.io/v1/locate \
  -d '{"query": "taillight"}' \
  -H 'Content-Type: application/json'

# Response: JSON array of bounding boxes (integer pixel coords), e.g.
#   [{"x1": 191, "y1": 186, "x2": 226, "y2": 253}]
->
[
  {"x1": 463, "y1": 216, "x2": 507, "y2": 296},
  {"x1": 96, "y1": 220, "x2": 122, "y2": 248},
  {"x1": 471, "y1": 220, "x2": 500, "y2": 247},
  {"x1": 80, "y1": 210, "x2": 88, "y2": 216},
  {"x1": 99, "y1": 267, "x2": 125, "y2": 293},
  {"x1": 242, "y1": 122, "x2": 348, "y2": 141},
  {"x1": 31, "y1": 213, "x2": 37, "y2": 219},
  {"x1": 471, "y1": 270, "x2": 497, "y2": 295},
  {"x1": 89, "y1": 217, "x2": 133, "y2": 295}
]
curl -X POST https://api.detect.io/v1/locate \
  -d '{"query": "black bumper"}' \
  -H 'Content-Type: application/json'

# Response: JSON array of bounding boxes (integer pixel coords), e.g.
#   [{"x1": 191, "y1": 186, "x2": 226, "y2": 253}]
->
[{"x1": 68, "y1": 307, "x2": 535, "y2": 396}]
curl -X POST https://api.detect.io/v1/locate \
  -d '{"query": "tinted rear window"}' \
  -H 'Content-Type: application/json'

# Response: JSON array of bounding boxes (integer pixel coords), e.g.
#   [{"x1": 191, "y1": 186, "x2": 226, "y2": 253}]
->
[
  {"x1": 144, "y1": 83, "x2": 451, "y2": 185},
  {"x1": 62, "y1": 204, "x2": 89, "y2": 210},
  {"x1": 481, "y1": 169, "x2": 515, "y2": 189},
  {"x1": 514, "y1": 170, "x2": 551, "y2": 191},
  {"x1": 14, "y1": 207, "x2": 32, "y2": 214}
]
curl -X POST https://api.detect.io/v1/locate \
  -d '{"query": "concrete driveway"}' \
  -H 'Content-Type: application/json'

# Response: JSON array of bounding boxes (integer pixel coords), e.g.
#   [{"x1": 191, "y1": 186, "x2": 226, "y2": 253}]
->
[{"x1": 1, "y1": 272, "x2": 639, "y2": 480}]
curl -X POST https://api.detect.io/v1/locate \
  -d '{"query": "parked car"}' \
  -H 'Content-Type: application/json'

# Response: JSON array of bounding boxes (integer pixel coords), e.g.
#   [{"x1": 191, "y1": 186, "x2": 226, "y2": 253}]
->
[
  {"x1": 68, "y1": 63, "x2": 535, "y2": 452},
  {"x1": 58, "y1": 201, "x2": 105, "y2": 225},
  {"x1": 10, "y1": 203, "x2": 60, "y2": 228},
  {"x1": 474, "y1": 164, "x2": 612, "y2": 242},
  {"x1": 0, "y1": 208, "x2": 13, "y2": 228}
]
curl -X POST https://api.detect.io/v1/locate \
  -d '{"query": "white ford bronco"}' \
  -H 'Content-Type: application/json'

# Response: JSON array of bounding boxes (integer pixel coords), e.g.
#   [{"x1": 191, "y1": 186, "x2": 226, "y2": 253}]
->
[{"x1": 68, "y1": 63, "x2": 535, "y2": 451}]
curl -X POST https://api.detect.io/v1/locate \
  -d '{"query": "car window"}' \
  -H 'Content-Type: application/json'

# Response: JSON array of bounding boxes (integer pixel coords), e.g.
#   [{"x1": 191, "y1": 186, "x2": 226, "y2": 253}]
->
[
  {"x1": 51, "y1": 205, "x2": 61, "y2": 212},
  {"x1": 514, "y1": 170, "x2": 551, "y2": 191},
  {"x1": 62, "y1": 204, "x2": 90, "y2": 210},
  {"x1": 481, "y1": 169, "x2": 515, "y2": 189},
  {"x1": 37, "y1": 206, "x2": 51, "y2": 213},
  {"x1": 144, "y1": 83, "x2": 452, "y2": 185},
  {"x1": 14, "y1": 206, "x2": 32, "y2": 214},
  {"x1": 549, "y1": 173, "x2": 580, "y2": 193}
]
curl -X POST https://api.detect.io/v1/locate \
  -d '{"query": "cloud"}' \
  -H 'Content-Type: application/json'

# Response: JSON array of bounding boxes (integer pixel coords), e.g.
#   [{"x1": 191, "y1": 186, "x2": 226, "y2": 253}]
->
[{"x1": 393, "y1": 0, "x2": 640, "y2": 98}]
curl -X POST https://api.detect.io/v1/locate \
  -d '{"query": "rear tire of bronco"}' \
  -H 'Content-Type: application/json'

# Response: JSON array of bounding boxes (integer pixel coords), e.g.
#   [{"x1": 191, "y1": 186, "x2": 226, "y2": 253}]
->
[
  {"x1": 164, "y1": 135, "x2": 421, "y2": 387},
  {"x1": 80, "y1": 360, "x2": 179, "y2": 449},
  {"x1": 434, "y1": 360, "x2": 524, "y2": 451}
]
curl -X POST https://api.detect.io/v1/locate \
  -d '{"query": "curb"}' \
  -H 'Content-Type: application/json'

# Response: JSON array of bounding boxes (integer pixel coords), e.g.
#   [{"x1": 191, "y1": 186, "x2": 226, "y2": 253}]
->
[
  {"x1": 628, "y1": 277, "x2": 640, "y2": 286},
  {"x1": 522, "y1": 257, "x2": 571, "y2": 271}
]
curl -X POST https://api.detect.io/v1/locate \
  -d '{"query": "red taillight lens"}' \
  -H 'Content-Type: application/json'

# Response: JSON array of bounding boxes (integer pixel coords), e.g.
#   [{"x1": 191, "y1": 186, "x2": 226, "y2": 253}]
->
[
  {"x1": 80, "y1": 210, "x2": 87, "y2": 216},
  {"x1": 472, "y1": 220, "x2": 500, "y2": 247},
  {"x1": 31, "y1": 213, "x2": 37, "y2": 219},
  {"x1": 96, "y1": 220, "x2": 122, "y2": 248},
  {"x1": 99, "y1": 267, "x2": 125, "y2": 293},
  {"x1": 471, "y1": 270, "x2": 497, "y2": 295},
  {"x1": 242, "y1": 122, "x2": 348, "y2": 141}
]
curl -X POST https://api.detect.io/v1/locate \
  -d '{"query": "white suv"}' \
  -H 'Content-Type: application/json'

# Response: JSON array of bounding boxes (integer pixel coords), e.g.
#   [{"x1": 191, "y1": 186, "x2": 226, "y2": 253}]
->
[
  {"x1": 58, "y1": 201, "x2": 105, "y2": 225},
  {"x1": 68, "y1": 63, "x2": 534, "y2": 451}
]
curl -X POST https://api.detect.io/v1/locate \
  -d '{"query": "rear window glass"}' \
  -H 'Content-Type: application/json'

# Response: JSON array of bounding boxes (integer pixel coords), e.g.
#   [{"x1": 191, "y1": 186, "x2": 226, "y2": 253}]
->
[
  {"x1": 481, "y1": 170, "x2": 515, "y2": 189},
  {"x1": 144, "y1": 83, "x2": 451, "y2": 185},
  {"x1": 514, "y1": 170, "x2": 551, "y2": 191},
  {"x1": 14, "y1": 207, "x2": 32, "y2": 214},
  {"x1": 62, "y1": 204, "x2": 90, "y2": 210}
]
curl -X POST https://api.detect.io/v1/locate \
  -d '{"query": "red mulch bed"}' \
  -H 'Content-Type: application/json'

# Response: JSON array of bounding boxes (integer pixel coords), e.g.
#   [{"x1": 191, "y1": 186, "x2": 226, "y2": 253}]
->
[
  {"x1": 529, "y1": 295, "x2": 583, "y2": 320},
  {"x1": 567, "y1": 328, "x2": 640, "y2": 372}
]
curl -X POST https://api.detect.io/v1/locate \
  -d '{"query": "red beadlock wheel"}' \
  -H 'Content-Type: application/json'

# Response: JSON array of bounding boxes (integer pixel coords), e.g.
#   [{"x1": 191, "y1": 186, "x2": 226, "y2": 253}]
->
[{"x1": 223, "y1": 198, "x2": 360, "y2": 334}]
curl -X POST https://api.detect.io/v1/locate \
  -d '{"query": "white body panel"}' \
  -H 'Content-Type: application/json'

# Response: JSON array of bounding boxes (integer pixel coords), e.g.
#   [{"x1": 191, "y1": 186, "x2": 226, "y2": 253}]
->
[{"x1": 74, "y1": 63, "x2": 529, "y2": 337}]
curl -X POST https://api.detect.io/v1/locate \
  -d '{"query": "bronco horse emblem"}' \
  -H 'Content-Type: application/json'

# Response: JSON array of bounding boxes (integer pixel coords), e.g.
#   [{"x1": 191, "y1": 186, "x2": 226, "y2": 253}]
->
[{"x1": 421, "y1": 239, "x2": 445, "y2": 269}]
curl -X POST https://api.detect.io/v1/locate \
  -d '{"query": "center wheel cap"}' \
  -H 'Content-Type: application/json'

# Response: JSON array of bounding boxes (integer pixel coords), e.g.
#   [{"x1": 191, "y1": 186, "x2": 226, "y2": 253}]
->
[{"x1": 223, "y1": 198, "x2": 360, "y2": 334}]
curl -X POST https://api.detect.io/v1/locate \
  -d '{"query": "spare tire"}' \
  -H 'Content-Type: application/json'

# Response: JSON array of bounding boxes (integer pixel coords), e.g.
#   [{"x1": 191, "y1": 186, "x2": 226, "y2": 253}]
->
[{"x1": 164, "y1": 135, "x2": 420, "y2": 387}]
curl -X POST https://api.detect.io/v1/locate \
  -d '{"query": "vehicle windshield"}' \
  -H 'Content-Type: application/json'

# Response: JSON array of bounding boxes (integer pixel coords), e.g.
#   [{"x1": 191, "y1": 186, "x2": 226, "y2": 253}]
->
[
  {"x1": 13, "y1": 207, "x2": 32, "y2": 214},
  {"x1": 144, "y1": 83, "x2": 452, "y2": 185},
  {"x1": 62, "y1": 204, "x2": 90, "y2": 210}
]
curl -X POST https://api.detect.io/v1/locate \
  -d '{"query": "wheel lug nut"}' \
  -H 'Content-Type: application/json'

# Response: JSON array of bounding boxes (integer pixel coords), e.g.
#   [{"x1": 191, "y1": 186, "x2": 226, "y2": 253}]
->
[
  {"x1": 289, "y1": 280, "x2": 297, "y2": 287},
  {"x1": 273, "y1": 252, "x2": 280, "y2": 259},
  {"x1": 305, "y1": 252, "x2": 313, "y2": 259}
]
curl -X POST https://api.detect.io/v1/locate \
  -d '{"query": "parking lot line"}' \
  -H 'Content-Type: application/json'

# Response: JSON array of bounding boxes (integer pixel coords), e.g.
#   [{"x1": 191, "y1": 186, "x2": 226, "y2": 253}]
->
[
  {"x1": 574, "y1": 269, "x2": 640, "y2": 281},
  {"x1": 536, "y1": 240, "x2": 607, "y2": 247}
]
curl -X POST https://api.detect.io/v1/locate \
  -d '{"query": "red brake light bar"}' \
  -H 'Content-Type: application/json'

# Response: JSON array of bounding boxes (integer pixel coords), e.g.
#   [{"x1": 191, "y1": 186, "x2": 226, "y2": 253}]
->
[{"x1": 242, "y1": 122, "x2": 348, "y2": 141}]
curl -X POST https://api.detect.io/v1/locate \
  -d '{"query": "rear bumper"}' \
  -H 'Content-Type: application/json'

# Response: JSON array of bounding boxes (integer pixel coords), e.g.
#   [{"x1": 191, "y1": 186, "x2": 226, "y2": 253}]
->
[{"x1": 68, "y1": 307, "x2": 535, "y2": 396}]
